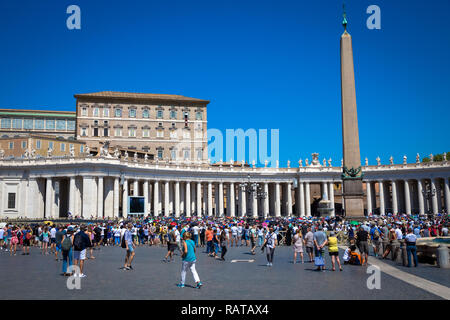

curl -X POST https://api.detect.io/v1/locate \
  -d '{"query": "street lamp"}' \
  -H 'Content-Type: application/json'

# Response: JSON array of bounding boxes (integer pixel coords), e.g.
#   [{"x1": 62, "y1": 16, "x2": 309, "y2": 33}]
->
[
  {"x1": 422, "y1": 183, "x2": 436, "y2": 217},
  {"x1": 239, "y1": 175, "x2": 267, "y2": 216}
]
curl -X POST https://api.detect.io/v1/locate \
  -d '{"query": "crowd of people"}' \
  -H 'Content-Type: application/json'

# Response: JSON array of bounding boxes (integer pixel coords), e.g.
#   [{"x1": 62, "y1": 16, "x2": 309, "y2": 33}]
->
[{"x1": 1, "y1": 212, "x2": 448, "y2": 286}]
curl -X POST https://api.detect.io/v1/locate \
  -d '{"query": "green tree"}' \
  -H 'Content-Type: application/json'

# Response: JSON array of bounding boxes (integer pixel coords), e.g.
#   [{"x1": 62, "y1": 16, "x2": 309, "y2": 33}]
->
[{"x1": 422, "y1": 157, "x2": 430, "y2": 163}]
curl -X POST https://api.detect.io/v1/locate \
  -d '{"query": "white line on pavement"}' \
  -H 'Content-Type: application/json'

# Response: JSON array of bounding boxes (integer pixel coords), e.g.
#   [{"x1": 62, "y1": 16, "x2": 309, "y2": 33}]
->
[{"x1": 338, "y1": 245, "x2": 450, "y2": 300}]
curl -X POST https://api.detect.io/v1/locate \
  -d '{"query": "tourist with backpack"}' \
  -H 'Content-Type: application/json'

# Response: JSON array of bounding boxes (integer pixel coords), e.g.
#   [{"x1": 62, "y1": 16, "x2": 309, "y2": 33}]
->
[
  {"x1": 370, "y1": 223, "x2": 382, "y2": 257},
  {"x1": 164, "y1": 226, "x2": 178, "y2": 262},
  {"x1": 121, "y1": 223, "x2": 135, "y2": 270},
  {"x1": 73, "y1": 225, "x2": 91, "y2": 278},
  {"x1": 61, "y1": 228, "x2": 74, "y2": 276},
  {"x1": 21, "y1": 226, "x2": 32, "y2": 255}
]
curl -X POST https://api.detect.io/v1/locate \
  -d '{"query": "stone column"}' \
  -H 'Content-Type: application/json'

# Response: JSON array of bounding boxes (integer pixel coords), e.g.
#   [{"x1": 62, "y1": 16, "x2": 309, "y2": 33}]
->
[
  {"x1": 404, "y1": 180, "x2": 411, "y2": 215},
  {"x1": 229, "y1": 183, "x2": 235, "y2": 217},
  {"x1": 444, "y1": 178, "x2": 450, "y2": 214},
  {"x1": 252, "y1": 187, "x2": 258, "y2": 218},
  {"x1": 113, "y1": 177, "x2": 119, "y2": 218},
  {"x1": 322, "y1": 181, "x2": 328, "y2": 201},
  {"x1": 97, "y1": 176, "x2": 104, "y2": 218},
  {"x1": 275, "y1": 183, "x2": 281, "y2": 217},
  {"x1": 379, "y1": 181, "x2": 385, "y2": 215},
  {"x1": 305, "y1": 182, "x2": 311, "y2": 217},
  {"x1": 133, "y1": 180, "x2": 138, "y2": 196},
  {"x1": 143, "y1": 180, "x2": 149, "y2": 215},
  {"x1": 122, "y1": 178, "x2": 128, "y2": 218},
  {"x1": 417, "y1": 179, "x2": 425, "y2": 215},
  {"x1": 164, "y1": 181, "x2": 170, "y2": 216},
  {"x1": 180, "y1": 182, "x2": 185, "y2": 215},
  {"x1": 218, "y1": 182, "x2": 224, "y2": 217},
  {"x1": 207, "y1": 182, "x2": 213, "y2": 216},
  {"x1": 68, "y1": 176, "x2": 75, "y2": 215},
  {"x1": 45, "y1": 178, "x2": 53, "y2": 218},
  {"x1": 153, "y1": 180, "x2": 159, "y2": 216},
  {"x1": 240, "y1": 184, "x2": 246, "y2": 217},
  {"x1": 435, "y1": 179, "x2": 443, "y2": 213},
  {"x1": 263, "y1": 182, "x2": 269, "y2": 217},
  {"x1": 298, "y1": 181, "x2": 305, "y2": 217},
  {"x1": 391, "y1": 180, "x2": 398, "y2": 215},
  {"x1": 287, "y1": 182, "x2": 292, "y2": 216},
  {"x1": 197, "y1": 182, "x2": 202, "y2": 216},
  {"x1": 186, "y1": 182, "x2": 191, "y2": 217},
  {"x1": 202, "y1": 183, "x2": 207, "y2": 216},
  {"x1": 329, "y1": 181, "x2": 335, "y2": 217},
  {"x1": 366, "y1": 181, "x2": 372, "y2": 215},
  {"x1": 175, "y1": 181, "x2": 180, "y2": 217},
  {"x1": 431, "y1": 178, "x2": 439, "y2": 215},
  {"x1": 191, "y1": 184, "x2": 196, "y2": 216}
]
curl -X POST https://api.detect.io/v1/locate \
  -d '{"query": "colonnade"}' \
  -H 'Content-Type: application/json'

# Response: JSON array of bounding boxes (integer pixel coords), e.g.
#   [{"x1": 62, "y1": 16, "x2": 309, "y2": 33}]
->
[{"x1": 365, "y1": 177, "x2": 450, "y2": 216}]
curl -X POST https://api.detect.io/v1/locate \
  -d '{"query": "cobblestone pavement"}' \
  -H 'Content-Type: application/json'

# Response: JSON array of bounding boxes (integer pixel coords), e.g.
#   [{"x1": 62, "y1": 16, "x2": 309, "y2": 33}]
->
[{"x1": 0, "y1": 244, "x2": 448, "y2": 300}]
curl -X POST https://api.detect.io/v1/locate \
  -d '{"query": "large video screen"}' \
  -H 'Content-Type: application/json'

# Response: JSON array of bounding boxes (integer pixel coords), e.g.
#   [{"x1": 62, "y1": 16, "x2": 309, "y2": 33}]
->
[{"x1": 128, "y1": 196, "x2": 145, "y2": 214}]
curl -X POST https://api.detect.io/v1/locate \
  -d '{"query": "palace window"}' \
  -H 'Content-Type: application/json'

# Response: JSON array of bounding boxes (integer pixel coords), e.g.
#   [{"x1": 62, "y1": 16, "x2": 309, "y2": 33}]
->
[
  {"x1": 49, "y1": 141, "x2": 54, "y2": 149},
  {"x1": 81, "y1": 127, "x2": 87, "y2": 137},
  {"x1": 183, "y1": 149, "x2": 190, "y2": 160},
  {"x1": 129, "y1": 108, "x2": 136, "y2": 118},
  {"x1": 21, "y1": 141, "x2": 26, "y2": 149},
  {"x1": 183, "y1": 130, "x2": 190, "y2": 139},
  {"x1": 142, "y1": 109, "x2": 150, "y2": 118},
  {"x1": 197, "y1": 148, "x2": 203, "y2": 160},
  {"x1": 157, "y1": 109, "x2": 163, "y2": 119},
  {"x1": 1, "y1": 118, "x2": 11, "y2": 129},
  {"x1": 171, "y1": 148, "x2": 177, "y2": 160},
  {"x1": 61, "y1": 143, "x2": 66, "y2": 151},
  {"x1": 196, "y1": 111, "x2": 203, "y2": 120},
  {"x1": 114, "y1": 128, "x2": 122, "y2": 136},
  {"x1": 115, "y1": 108, "x2": 122, "y2": 117},
  {"x1": 8, "y1": 142, "x2": 14, "y2": 149},
  {"x1": 103, "y1": 108, "x2": 109, "y2": 117},
  {"x1": 36, "y1": 140, "x2": 41, "y2": 149},
  {"x1": 67, "y1": 121, "x2": 75, "y2": 131},
  {"x1": 81, "y1": 107, "x2": 87, "y2": 116},
  {"x1": 128, "y1": 128, "x2": 136, "y2": 137},
  {"x1": 170, "y1": 130, "x2": 177, "y2": 138},
  {"x1": 46, "y1": 119, "x2": 55, "y2": 130},
  {"x1": 7, "y1": 193, "x2": 16, "y2": 209},
  {"x1": 143, "y1": 129, "x2": 150, "y2": 138},
  {"x1": 24, "y1": 119, "x2": 33, "y2": 130},
  {"x1": 93, "y1": 127, "x2": 99, "y2": 137},
  {"x1": 93, "y1": 108, "x2": 99, "y2": 117},
  {"x1": 170, "y1": 110, "x2": 177, "y2": 119},
  {"x1": 156, "y1": 130, "x2": 164, "y2": 138},
  {"x1": 12, "y1": 119, "x2": 22, "y2": 129},
  {"x1": 35, "y1": 119, "x2": 44, "y2": 130},
  {"x1": 80, "y1": 145, "x2": 84, "y2": 153},
  {"x1": 104, "y1": 128, "x2": 109, "y2": 137},
  {"x1": 157, "y1": 148, "x2": 163, "y2": 159},
  {"x1": 56, "y1": 120, "x2": 66, "y2": 130}
]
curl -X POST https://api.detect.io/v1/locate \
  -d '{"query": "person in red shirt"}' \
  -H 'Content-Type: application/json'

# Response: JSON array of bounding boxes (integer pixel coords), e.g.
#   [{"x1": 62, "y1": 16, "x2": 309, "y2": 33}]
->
[{"x1": 205, "y1": 226, "x2": 214, "y2": 256}]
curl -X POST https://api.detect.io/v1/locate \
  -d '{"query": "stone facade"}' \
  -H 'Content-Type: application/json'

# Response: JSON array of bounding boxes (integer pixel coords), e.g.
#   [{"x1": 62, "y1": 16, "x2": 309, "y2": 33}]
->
[{"x1": 74, "y1": 92, "x2": 209, "y2": 162}]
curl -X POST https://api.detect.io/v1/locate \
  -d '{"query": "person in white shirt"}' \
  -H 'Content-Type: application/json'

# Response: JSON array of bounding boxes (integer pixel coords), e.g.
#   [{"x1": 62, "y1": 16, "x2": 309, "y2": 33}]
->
[
  {"x1": 405, "y1": 228, "x2": 418, "y2": 267},
  {"x1": 395, "y1": 226, "x2": 403, "y2": 240},
  {"x1": 230, "y1": 225, "x2": 238, "y2": 247},
  {"x1": 192, "y1": 225, "x2": 199, "y2": 247},
  {"x1": 237, "y1": 225, "x2": 243, "y2": 246},
  {"x1": 262, "y1": 227, "x2": 277, "y2": 267}
]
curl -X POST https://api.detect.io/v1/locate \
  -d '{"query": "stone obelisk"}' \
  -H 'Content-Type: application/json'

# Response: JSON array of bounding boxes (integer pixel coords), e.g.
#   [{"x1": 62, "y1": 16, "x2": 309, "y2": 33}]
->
[{"x1": 340, "y1": 8, "x2": 364, "y2": 218}]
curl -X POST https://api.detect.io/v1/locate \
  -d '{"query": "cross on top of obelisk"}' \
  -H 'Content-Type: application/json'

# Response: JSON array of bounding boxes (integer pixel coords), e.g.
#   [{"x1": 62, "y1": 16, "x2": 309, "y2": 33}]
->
[{"x1": 342, "y1": 3, "x2": 348, "y2": 31}]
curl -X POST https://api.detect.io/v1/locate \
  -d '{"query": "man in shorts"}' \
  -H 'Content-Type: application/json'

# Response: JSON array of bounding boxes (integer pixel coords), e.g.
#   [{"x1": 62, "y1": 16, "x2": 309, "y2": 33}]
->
[
  {"x1": 55, "y1": 226, "x2": 65, "y2": 261},
  {"x1": 73, "y1": 225, "x2": 91, "y2": 278},
  {"x1": 304, "y1": 227, "x2": 314, "y2": 263},
  {"x1": 230, "y1": 224, "x2": 238, "y2": 247},
  {"x1": 122, "y1": 223, "x2": 135, "y2": 270},
  {"x1": 50, "y1": 225, "x2": 57, "y2": 254},
  {"x1": 356, "y1": 226, "x2": 369, "y2": 266}
]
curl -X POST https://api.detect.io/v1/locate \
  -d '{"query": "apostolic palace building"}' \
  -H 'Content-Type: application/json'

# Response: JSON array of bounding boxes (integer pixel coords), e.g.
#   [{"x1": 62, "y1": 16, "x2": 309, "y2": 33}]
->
[{"x1": 0, "y1": 24, "x2": 449, "y2": 220}]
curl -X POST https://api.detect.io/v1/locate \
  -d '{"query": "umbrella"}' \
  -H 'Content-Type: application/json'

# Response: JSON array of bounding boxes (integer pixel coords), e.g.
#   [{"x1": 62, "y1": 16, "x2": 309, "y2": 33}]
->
[{"x1": 350, "y1": 221, "x2": 359, "y2": 226}]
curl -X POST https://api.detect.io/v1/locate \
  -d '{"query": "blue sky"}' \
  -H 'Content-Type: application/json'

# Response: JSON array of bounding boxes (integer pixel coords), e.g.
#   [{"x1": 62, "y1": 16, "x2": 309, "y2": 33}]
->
[{"x1": 0, "y1": 0, "x2": 449, "y2": 166}]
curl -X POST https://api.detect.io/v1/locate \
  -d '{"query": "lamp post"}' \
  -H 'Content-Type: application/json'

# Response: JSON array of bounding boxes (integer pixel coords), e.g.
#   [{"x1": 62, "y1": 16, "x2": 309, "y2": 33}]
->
[
  {"x1": 422, "y1": 183, "x2": 436, "y2": 218},
  {"x1": 239, "y1": 175, "x2": 267, "y2": 217}
]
